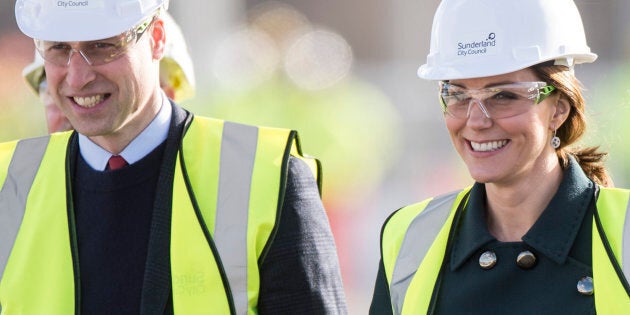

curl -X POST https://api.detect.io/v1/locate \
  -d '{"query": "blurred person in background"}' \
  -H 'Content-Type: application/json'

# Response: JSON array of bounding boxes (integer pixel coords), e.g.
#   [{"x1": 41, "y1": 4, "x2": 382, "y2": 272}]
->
[
  {"x1": 21, "y1": 11, "x2": 196, "y2": 133},
  {"x1": 22, "y1": 55, "x2": 72, "y2": 133},
  {"x1": 370, "y1": 0, "x2": 630, "y2": 313},
  {"x1": 1, "y1": 1, "x2": 347, "y2": 314}
]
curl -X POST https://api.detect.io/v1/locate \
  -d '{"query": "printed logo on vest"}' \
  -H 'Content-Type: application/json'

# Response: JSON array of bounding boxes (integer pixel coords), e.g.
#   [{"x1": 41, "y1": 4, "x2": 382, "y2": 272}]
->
[{"x1": 173, "y1": 272, "x2": 210, "y2": 296}]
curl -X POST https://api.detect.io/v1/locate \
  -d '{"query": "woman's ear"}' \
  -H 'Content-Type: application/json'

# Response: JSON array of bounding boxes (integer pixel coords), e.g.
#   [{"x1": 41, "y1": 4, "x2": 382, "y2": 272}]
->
[{"x1": 551, "y1": 96, "x2": 571, "y2": 128}]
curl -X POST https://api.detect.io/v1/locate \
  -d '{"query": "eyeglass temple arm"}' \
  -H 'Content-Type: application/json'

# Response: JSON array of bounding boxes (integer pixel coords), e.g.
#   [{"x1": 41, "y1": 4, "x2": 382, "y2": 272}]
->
[{"x1": 535, "y1": 85, "x2": 556, "y2": 103}]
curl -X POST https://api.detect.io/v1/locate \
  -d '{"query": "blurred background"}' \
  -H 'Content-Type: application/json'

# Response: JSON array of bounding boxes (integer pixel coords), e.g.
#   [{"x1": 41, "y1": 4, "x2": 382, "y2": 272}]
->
[{"x1": 1, "y1": 0, "x2": 629, "y2": 313}]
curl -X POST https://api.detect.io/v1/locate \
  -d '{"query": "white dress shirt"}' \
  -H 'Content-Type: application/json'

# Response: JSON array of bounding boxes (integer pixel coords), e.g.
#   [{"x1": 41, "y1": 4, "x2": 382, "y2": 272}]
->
[{"x1": 78, "y1": 94, "x2": 172, "y2": 171}]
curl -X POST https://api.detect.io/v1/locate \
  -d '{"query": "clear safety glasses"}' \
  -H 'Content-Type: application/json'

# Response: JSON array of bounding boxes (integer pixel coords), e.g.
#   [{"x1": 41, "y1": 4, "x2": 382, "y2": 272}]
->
[
  {"x1": 439, "y1": 81, "x2": 556, "y2": 119},
  {"x1": 34, "y1": 15, "x2": 156, "y2": 67}
]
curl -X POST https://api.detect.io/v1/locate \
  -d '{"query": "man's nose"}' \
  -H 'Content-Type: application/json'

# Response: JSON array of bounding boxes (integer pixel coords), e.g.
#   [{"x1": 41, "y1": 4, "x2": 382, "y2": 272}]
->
[
  {"x1": 66, "y1": 49, "x2": 93, "y2": 66},
  {"x1": 65, "y1": 50, "x2": 96, "y2": 89}
]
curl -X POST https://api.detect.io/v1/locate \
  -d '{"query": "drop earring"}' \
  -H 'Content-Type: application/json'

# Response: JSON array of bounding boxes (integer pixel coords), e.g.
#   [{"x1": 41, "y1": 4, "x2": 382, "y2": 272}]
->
[{"x1": 551, "y1": 128, "x2": 561, "y2": 149}]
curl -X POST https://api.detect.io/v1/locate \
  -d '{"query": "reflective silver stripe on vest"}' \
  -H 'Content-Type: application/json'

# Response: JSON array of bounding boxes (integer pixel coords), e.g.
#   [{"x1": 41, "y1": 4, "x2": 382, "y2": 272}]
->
[
  {"x1": 390, "y1": 190, "x2": 461, "y2": 315},
  {"x1": 0, "y1": 137, "x2": 50, "y2": 284},
  {"x1": 623, "y1": 193, "x2": 630, "y2": 283},
  {"x1": 215, "y1": 122, "x2": 259, "y2": 315}
]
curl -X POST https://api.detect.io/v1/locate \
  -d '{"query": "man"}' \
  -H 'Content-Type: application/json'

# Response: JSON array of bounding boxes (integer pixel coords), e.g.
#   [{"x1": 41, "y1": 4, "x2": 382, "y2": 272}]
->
[
  {"x1": 1, "y1": 0, "x2": 347, "y2": 314},
  {"x1": 22, "y1": 11, "x2": 196, "y2": 133}
]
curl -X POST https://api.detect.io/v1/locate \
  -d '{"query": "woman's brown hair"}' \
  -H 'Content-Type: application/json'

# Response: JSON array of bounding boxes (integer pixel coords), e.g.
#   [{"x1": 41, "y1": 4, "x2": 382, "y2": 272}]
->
[{"x1": 533, "y1": 64, "x2": 613, "y2": 187}]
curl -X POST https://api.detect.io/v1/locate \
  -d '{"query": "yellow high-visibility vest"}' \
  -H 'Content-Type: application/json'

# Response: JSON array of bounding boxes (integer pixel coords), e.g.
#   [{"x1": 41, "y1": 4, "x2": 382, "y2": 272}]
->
[{"x1": 0, "y1": 116, "x2": 319, "y2": 315}]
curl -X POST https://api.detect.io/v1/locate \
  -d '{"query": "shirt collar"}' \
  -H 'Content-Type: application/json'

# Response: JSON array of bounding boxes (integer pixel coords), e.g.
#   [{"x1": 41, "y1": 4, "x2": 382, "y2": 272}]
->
[
  {"x1": 450, "y1": 156, "x2": 595, "y2": 270},
  {"x1": 78, "y1": 94, "x2": 172, "y2": 171}
]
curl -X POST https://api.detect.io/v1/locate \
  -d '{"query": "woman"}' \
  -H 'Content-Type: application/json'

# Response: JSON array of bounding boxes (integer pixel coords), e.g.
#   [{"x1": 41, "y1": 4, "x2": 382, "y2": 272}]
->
[{"x1": 370, "y1": 0, "x2": 630, "y2": 314}]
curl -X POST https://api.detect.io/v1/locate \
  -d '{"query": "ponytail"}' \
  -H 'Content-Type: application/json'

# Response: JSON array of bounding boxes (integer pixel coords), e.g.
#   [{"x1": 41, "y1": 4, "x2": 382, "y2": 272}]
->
[{"x1": 533, "y1": 64, "x2": 613, "y2": 187}]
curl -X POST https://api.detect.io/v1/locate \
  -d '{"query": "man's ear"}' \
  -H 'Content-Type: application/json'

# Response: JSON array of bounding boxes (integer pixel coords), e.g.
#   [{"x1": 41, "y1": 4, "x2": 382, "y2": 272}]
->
[{"x1": 150, "y1": 18, "x2": 166, "y2": 60}]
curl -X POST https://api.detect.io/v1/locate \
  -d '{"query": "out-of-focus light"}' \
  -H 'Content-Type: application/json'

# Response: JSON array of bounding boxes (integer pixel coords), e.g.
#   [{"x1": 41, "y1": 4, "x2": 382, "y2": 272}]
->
[
  {"x1": 249, "y1": 1, "x2": 311, "y2": 51},
  {"x1": 212, "y1": 1, "x2": 354, "y2": 92},
  {"x1": 284, "y1": 29, "x2": 354, "y2": 91},
  {"x1": 212, "y1": 28, "x2": 280, "y2": 91}
]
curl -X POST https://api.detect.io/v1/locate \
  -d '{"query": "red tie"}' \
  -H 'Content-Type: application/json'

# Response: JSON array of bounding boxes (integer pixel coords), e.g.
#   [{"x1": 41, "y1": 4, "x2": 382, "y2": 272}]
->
[{"x1": 107, "y1": 155, "x2": 128, "y2": 170}]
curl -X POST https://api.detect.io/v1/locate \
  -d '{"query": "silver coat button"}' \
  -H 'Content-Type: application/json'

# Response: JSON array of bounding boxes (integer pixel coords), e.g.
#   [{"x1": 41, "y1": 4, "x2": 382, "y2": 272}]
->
[
  {"x1": 516, "y1": 250, "x2": 536, "y2": 269},
  {"x1": 577, "y1": 276, "x2": 594, "y2": 295},
  {"x1": 479, "y1": 250, "x2": 497, "y2": 270}
]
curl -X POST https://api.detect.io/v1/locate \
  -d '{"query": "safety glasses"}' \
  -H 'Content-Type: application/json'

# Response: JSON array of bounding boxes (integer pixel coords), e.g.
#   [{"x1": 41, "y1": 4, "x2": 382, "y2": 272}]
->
[
  {"x1": 439, "y1": 81, "x2": 556, "y2": 119},
  {"x1": 34, "y1": 15, "x2": 156, "y2": 67}
]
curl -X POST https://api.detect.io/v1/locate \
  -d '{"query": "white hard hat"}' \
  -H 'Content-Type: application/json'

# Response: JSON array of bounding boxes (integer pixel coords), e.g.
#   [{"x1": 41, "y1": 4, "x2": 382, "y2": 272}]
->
[
  {"x1": 161, "y1": 12, "x2": 196, "y2": 101},
  {"x1": 417, "y1": 0, "x2": 597, "y2": 80},
  {"x1": 15, "y1": 0, "x2": 169, "y2": 41}
]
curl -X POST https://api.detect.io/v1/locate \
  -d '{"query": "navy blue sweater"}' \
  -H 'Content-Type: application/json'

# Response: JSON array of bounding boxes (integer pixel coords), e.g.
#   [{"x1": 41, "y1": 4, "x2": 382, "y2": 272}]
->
[{"x1": 74, "y1": 142, "x2": 165, "y2": 314}]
